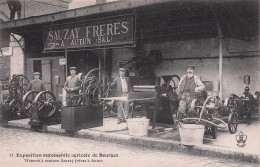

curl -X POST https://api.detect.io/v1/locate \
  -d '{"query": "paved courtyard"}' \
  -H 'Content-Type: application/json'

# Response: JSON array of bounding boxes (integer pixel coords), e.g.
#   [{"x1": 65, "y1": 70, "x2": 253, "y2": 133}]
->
[{"x1": 0, "y1": 126, "x2": 258, "y2": 167}]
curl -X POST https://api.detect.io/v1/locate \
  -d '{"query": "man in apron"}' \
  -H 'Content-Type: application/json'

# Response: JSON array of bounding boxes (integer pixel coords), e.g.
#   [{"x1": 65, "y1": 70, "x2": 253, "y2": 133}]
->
[
  {"x1": 64, "y1": 67, "x2": 81, "y2": 106},
  {"x1": 177, "y1": 65, "x2": 205, "y2": 119}
]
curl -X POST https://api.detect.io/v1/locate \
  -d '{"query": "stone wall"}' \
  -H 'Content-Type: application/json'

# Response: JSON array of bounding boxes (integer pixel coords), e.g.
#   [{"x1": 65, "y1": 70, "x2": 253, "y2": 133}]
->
[{"x1": 111, "y1": 37, "x2": 260, "y2": 98}]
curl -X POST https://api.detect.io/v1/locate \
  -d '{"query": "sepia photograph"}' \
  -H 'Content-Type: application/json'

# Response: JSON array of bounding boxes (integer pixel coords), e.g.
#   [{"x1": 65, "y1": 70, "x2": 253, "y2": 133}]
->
[{"x1": 0, "y1": 0, "x2": 259, "y2": 166}]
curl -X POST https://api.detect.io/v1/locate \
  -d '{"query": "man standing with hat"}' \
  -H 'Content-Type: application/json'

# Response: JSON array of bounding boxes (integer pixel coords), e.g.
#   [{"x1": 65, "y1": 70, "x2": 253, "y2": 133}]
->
[
  {"x1": 177, "y1": 65, "x2": 205, "y2": 119},
  {"x1": 27, "y1": 72, "x2": 46, "y2": 92},
  {"x1": 110, "y1": 67, "x2": 131, "y2": 124},
  {"x1": 64, "y1": 67, "x2": 81, "y2": 106}
]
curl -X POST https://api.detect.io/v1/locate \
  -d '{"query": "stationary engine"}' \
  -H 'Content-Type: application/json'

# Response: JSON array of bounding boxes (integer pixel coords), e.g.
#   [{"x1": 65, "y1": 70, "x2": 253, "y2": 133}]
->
[
  {"x1": 61, "y1": 68, "x2": 109, "y2": 134},
  {"x1": 26, "y1": 91, "x2": 62, "y2": 128},
  {"x1": 0, "y1": 74, "x2": 29, "y2": 121}
]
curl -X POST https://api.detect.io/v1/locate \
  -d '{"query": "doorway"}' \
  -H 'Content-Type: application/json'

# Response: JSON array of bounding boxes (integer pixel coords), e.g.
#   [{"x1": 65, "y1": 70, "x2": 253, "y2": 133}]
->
[
  {"x1": 67, "y1": 50, "x2": 99, "y2": 75},
  {"x1": 27, "y1": 56, "x2": 65, "y2": 100}
]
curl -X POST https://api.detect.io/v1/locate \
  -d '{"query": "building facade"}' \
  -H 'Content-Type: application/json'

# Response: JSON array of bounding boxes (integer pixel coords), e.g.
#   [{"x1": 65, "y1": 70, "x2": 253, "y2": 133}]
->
[
  {"x1": 0, "y1": 0, "x2": 259, "y2": 101},
  {"x1": 0, "y1": 0, "x2": 72, "y2": 84}
]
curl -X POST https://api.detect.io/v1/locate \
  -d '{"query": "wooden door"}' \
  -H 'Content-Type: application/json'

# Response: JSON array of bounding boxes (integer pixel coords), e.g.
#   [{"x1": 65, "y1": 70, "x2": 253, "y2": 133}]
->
[
  {"x1": 51, "y1": 57, "x2": 66, "y2": 100},
  {"x1": 41, "y1": 59, "x2": 52, "y2": 91},
  {"x1": 27, "y1": 57, "x2": 65, "y2": 101}
]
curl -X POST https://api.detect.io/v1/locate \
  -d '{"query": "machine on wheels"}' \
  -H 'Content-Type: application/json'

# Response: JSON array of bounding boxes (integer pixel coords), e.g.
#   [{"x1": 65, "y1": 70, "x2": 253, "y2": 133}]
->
[
  {"x1": 183, "y1": 96, "x2": 238, "y2": 139},
  {"x1": 61, "y1": 68, "x2": 109, "y2": 134},
  {"x1": 0, "y1": 75, "x2": 29, "y2": 121},
  {"x1": 27, "y1": 91, "x2": 62, "y2": 130},
  {"x1": 224, "y1": 92, "x2": 258, "y2": 124}
]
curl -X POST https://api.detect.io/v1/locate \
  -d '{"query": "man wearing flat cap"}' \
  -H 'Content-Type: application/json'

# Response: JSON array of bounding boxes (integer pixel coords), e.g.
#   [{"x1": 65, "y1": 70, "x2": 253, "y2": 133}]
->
[
  {"x1": 27, "y1": 72, "x2": 46, "y2": 92},
  {"x1": 177, "y1": 65, "x2": 205, "y2": 119},
  {"x1": 64, "y1": 67, "x2": 81, "y2": 106},
  {"x1": 110, "y1": 67, "x2": 131, "y2": 124}
]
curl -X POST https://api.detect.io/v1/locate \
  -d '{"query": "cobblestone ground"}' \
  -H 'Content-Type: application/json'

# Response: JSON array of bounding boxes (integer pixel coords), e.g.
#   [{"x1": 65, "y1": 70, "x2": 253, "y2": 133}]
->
[{"x1": 0, "y1": 126, "x2": 258, "y2": 167}]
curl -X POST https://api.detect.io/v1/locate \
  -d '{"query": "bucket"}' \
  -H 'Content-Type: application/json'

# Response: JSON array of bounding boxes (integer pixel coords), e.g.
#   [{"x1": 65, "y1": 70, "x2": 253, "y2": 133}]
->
[
  {"x1": 178, "y1": 123, "x2": 205, "y2": 146},
  {"x1": 127, "y1": 118, "x2": 150, "y2": 137}
]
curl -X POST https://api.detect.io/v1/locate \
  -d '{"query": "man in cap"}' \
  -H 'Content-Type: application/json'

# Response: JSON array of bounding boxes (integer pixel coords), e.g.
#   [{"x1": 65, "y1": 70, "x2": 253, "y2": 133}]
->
[
  {"x1": 64, "y1": 67, "x2": 81, "y2": 106},
  {"x1": 177, "y1": 65, "x2": 205, "y2": 119},
  {"x1": 27, "y1": 72, "x2": 46, "y2": 92},
  {"x1": 242, "y1": 87, "x2": 255, "y2": 125},
  {"x1": 110, "y1": 67, "x2": 131, "y2": 124}
]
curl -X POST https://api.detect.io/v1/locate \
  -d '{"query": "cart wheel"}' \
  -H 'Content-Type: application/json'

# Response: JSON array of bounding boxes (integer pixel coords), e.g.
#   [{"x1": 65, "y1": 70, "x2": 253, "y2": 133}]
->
[{"x1": 228, "y1": 112, "x2": 238, "y2": 134}]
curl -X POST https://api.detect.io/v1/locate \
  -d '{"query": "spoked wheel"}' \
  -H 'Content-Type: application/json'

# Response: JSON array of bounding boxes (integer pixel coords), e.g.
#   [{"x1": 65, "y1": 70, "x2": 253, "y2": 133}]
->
[
  {"x1": 81, "y1": 68, "x2": 110, "y2": 107},
  {"x1": 190, "y1": 99, "x2": 202, "y2": 115},
  {"x1": 224, "y1": 97, "x2": 233, "y2": 112},
  {"x1": 22, "y1": 91, "x2": 39, "y2": 116},
  {"x1": 9, "y1": 75, "x2": 29, "y2": 99},
  {"x1": 3, "y1": 98, "x2": 12, "y2": 105},
  {"x1": 33, "y1": 91, "x2": 57, "y2": 118},
  {"x1": 170, "y1": 75, "x2": 180, "y2": 92},
  {"x1": 228, "y1": 112, "x2": 238, "y2": 134},
  {"x1": 1, "y1": 98, "x2": 12, "y2": 112},
  {"x1": 9, "y1": 99, "x2": 21, "y2": 114}
]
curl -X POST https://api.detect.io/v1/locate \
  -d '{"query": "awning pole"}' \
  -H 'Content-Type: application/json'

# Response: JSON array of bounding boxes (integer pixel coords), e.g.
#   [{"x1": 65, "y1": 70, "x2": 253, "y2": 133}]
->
[
  {"x1": 103, "y1": 48, "x2": 106, "y2": 83},
  {"x1": 209, "y1": 4, "x2": 224, "y2": 100},
  {"x1": 99, "y1": 50, "x2": 102, "y2": 82},
  {"x1": 216, "y1": 19, "x2": 223, "y2": 101},
  {"x1": 219, "y1": 35, "x2": 223, "y2": 100},
  {"x1": 65, "y1": 48, "x2": 68, "y2": 78}
]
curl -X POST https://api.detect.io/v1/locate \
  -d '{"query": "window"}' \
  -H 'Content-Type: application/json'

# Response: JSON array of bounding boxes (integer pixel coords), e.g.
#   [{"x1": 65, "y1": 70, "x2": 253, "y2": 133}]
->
[{"x1": 33, "y1": 60, "x2": 42, "y2": 74}]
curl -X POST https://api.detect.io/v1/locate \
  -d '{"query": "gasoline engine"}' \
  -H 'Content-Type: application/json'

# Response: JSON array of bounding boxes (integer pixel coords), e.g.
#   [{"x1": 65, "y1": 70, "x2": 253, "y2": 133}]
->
[
  {"x1": 0, "y1": 74, "x2": 29, "y2": 121},
  {"x1": 26, "y1": 90, "x2": 62, "y2": 128},
  {"x1": 61, "y1": 68, "x2": 109, "y2": 134}
]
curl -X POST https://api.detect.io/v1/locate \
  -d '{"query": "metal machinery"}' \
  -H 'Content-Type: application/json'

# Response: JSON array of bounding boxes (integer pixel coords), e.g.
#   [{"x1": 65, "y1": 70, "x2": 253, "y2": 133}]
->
[
  {"x1": 184, "y1": 96, "x2": 238, "y2": 139},
  {"x1": 61, "y1": 68, "x2": 109, "y2": 133},
  {"x1": 23, "y1": 91, "x2": 62, "y2": 128},
  {"x1": 0, "y1": 74, "x2": 29, "y2": 121},
  {"x1": 132, "y1": 75, "x2": 180, "y2": 125},
  {"x1": 155, "y1": 75, "x2": 180, "y2": 124},
  {"x1": 224, "y1": 75, "x2": 260, "y2": 123},
  {"x1": 224, "y1": 92, "x2": 258, "y2": 123}
]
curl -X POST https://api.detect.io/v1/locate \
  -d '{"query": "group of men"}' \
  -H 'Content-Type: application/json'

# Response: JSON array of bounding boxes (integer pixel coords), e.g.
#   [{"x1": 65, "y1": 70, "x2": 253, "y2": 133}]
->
[
  {"x1": 107, "y1": 65, "x2": 205, "y2": 124},
  {"x1": 63, "y1": 67, "x2": 131, "y2": 124},
  {"x1": 28, "y1": 64, "x2": 205, "y2": 125},
  {"x1": 26, "y1": 67, "x2": 81, "y2": 106}
]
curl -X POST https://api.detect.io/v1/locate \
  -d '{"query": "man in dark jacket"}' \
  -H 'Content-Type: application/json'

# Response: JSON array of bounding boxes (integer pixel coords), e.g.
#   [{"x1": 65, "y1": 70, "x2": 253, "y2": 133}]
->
[
  {"x1": 110, "y1": 68, "x2": 131, "y2": 124},
  {"x1": 64, "y1": 67, "x2": 81, "y2": 106},
  {"x1": 177, "y1": 65, "x2": 205, "y2": 119},
  {"x1": 27, "y1": 72, "x2": 46, "y2": 92}
]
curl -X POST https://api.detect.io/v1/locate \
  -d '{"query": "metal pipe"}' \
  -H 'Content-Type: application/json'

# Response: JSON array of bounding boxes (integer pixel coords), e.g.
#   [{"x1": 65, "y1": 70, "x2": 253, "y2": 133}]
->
[
  {"x1": 219, "y1": 35, "x2": 223, "y2": 100},
  {"x1": 207, "y1": 3, "x2": 224, "y2": 100},
  {"x1": 65, "y1": 48, "x2": 67, "y2": 78},
  {"x1": 103, "y1": 48, "x2": 106, "y2": 90},
  {"x1": 99, "y1": 50, "x2": 102, "y2": 82},
  {"x1": 182, "y1": 117, "x2": 227, "y2": 129},
  {"x1": 163, "y1": 55, "x2": 260, "y2": 60}
]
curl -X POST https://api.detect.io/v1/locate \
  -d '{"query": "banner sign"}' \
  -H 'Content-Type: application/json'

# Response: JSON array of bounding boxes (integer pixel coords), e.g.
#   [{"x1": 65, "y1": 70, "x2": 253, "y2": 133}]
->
[{"x1": 44, "y1": 16, "x2": 134, "y2": 50}]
